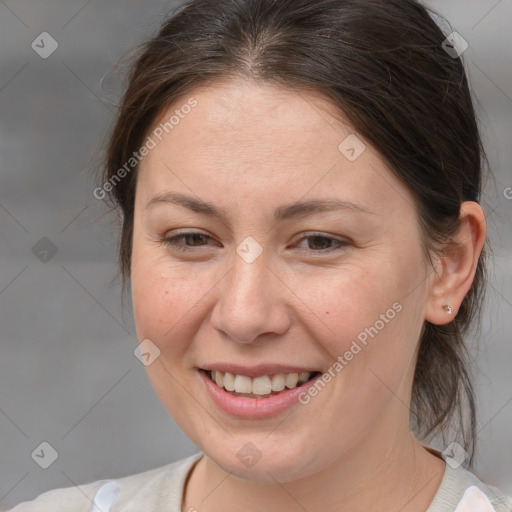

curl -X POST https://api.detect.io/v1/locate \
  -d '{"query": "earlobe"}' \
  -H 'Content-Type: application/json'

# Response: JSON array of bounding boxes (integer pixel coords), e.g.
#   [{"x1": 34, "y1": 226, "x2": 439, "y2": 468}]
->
[
  {"x1": 442, "y1": 304, "x2": 453, "y2": 315},
  {"x1": 425, "y1": 201, "x2": 486, "y2": 325}
]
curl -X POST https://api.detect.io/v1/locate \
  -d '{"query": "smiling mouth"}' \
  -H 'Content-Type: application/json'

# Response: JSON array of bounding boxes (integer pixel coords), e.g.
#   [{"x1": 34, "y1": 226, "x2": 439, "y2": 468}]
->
[{"x1": 202, "y1": 369, "x2": 321, "y2": 398}]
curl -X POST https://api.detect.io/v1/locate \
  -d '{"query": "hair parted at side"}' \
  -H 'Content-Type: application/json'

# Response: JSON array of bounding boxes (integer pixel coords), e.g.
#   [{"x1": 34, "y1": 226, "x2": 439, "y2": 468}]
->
[{"x1": 101, "y1": 0, "x2": 489, "y2": 466}]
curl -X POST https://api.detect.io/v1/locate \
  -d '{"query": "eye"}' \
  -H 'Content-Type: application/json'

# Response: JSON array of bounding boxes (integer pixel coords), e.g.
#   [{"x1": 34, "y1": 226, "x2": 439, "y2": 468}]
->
[
  {"x1": 160, "y1": 231, "x2": 349, "y2": 254},
  {"x1": 161, "y1": 231, "x2": 216, "y2": 252},
  {"x1": 294, "y1": 233, "x2": 349, "y2": 253}
]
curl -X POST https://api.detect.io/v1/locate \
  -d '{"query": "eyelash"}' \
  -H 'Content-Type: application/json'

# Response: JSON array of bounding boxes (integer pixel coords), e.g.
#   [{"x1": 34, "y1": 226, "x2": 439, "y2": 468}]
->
[{"x1": 160, "y1": 231, "x2": 349, "y2": 254}]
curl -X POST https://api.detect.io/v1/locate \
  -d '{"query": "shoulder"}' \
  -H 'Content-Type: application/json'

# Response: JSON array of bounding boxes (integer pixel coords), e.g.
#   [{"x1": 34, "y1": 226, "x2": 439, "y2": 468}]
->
[
  {"x1": 428, "y1": 462, "x2": 512, "y2": 512},
  {"x1": 6, "y1": 452, "x2": 203, "y2": 512}
]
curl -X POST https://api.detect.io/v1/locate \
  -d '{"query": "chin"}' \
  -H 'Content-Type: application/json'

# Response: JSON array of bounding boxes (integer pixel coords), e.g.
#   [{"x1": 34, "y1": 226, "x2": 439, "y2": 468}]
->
[{"x1": 201, "y1": 438, "x2": 326, "y2": 484}]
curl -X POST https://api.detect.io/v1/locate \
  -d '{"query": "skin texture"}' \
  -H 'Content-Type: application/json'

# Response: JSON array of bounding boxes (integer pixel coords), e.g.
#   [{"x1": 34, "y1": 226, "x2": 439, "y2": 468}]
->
[{"x1": 130, "y1": 79, "x2": 486, "y2": 512}]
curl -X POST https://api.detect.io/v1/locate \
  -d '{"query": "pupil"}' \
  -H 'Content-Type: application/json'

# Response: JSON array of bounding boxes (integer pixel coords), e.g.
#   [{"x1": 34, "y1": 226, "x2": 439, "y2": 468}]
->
[
  {"x1": 310, "y1": 236, "x2": 330, "y2": 250},
  {"x1": 188, "y1": 234, "x2": 206, "y2": 246}
]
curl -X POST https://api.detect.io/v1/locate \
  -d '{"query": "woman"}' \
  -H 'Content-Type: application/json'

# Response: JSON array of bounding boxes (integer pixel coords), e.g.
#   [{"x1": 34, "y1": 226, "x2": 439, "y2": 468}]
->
[{"x1": 9, "y1": 0, "x2": 511, "y2": 510}]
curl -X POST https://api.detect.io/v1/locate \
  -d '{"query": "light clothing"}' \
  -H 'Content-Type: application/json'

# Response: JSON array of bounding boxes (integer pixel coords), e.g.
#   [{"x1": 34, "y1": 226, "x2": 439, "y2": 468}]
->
[{"x1": 7, "y1": 451, "x2": 511, "y2": 511}]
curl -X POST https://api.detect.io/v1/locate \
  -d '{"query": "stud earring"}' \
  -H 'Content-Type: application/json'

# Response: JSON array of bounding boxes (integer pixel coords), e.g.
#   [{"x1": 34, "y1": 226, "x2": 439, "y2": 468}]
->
[{"x1": 443, "y1": 304, "x2": 453, "y2": 314}]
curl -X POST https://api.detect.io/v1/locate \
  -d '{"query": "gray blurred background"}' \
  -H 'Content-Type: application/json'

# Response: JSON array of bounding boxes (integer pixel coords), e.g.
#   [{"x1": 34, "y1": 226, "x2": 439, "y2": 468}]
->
[{"x1": 0, "y1": 0, "x2": 511, "y2": 509}]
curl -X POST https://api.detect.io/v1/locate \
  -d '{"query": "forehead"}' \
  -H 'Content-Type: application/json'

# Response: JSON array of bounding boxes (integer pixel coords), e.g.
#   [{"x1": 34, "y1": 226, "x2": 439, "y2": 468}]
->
[
  {"x1": 153, "y1": 80, "x2": 345, "y2": 164},
  {"x1": 136, "y1": 79, "x2": 412, "y2": 216},
  {"x1": 188, "y1": 80, "x2": 335, "y2": 137}
]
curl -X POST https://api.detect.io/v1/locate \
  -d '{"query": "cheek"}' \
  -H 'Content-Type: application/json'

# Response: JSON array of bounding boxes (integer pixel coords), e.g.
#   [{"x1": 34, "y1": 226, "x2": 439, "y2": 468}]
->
[
  {"x1": 130, "y1": 245, "x2": 200, "y2": 351},
  {"x1": 133, "y1": 272, "x2": 193, "y2": 342},
  {"x1": 295, "y1": 264, "x2": 417, "y2": 423},
  {"x1": 294, "y1": 257, "x2": 420, "y2": 392},
  {"x1": 131, "y1": 246, "x2": 233, "y2": 380},
  {"x1": 295, "y1": 263, "x2": 400, "y2": 348}
]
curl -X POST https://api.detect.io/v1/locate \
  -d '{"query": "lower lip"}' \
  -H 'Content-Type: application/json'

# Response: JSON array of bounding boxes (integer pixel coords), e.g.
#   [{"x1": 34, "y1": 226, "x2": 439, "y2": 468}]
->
[{"x1": 198, "y1": 370, "x2": 322, "y2": 419}]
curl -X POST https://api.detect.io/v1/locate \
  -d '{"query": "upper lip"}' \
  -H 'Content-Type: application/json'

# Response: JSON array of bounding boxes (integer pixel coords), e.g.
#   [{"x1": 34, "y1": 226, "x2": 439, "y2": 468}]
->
[{"x1": 199, "y1": 363, "x2": 321, "y2": 378}]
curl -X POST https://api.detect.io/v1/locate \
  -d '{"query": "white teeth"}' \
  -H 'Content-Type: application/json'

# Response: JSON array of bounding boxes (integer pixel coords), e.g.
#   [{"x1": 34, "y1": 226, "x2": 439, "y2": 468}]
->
[
  {"x1": 252, "y1": 376, "x2": 272, "y2": 395},
  {"x1": 271, "y1": 374, "x2": 286, "y2": 392},
  {"x1": 298, "y1": 372, "x2": 310, "y2": 384},
  {"x1": 209, "y1": 370, "x2": 314, "y2": 395},
  {"x1": 234, "y1": 374, "x2": 252, "y2": 393},
  {"x1": 223, "y1": 372, "x2": 235, "y2": 391},
  {"x1": 285, "y1": 373, "x2": 299, "y2": 388}
]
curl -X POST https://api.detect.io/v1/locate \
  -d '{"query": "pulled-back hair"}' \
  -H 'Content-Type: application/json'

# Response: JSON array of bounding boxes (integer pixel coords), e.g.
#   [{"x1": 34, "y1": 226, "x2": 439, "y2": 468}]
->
[{"x1": 102, "y1": 0, "x2": 489, "y2": 465}]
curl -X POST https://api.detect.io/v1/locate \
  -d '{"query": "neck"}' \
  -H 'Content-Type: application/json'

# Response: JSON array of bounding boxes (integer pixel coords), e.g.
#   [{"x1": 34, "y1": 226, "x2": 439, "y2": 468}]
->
[{"x1": 183, "y1": 414, "x2": 445, "y2": 512}]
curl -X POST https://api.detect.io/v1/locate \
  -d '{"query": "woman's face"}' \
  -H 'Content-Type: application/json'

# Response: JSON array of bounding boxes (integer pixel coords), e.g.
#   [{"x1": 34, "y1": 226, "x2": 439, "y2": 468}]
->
[{"x1": 131, "y1": 80, "x2": 435, "y2": 482}]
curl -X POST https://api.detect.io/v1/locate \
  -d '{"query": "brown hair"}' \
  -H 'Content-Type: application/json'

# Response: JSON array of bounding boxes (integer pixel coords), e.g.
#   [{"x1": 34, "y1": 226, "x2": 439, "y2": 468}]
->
[{"x1": 101, "y1": 0, "x2": 488, "y2": 465}]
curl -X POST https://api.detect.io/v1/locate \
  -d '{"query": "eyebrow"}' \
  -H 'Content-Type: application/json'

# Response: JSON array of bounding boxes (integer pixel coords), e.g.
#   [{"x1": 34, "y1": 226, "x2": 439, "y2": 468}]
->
[{"x1": 144, "y1": 192, "x2": 375, "y2": 221}]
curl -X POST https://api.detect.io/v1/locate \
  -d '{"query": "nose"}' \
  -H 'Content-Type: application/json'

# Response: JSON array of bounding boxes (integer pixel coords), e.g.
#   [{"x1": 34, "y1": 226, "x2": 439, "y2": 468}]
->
[{"x1": 210, "y1": 249, "x2": 291, "y2": 344}]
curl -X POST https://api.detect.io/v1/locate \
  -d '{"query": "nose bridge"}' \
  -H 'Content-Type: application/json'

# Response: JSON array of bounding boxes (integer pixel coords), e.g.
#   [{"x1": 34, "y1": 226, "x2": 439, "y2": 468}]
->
[
  {"x1": 225, "y1": 244, "x2": 273, "y2": 312},
  {"x1": 227, "y1": 232, "x2": 270, "y2": 296},
  {"x1": 211, "y1": 242, "x2": 289, "y2": 343}
]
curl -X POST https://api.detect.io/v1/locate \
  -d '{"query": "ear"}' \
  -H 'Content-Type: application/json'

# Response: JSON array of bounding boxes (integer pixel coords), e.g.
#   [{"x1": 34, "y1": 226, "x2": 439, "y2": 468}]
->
[{"x1": 425, "y1": 201, "x2": 486, "y2": 325}]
